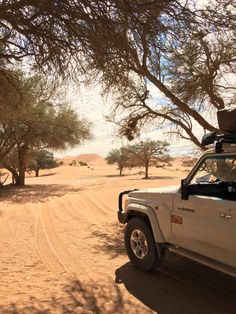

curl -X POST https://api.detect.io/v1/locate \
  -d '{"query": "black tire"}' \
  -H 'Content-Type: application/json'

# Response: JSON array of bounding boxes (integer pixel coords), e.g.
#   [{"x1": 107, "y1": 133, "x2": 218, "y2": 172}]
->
[{"x1": 124, "y1": 217, "x2": 161, "y2": 271}]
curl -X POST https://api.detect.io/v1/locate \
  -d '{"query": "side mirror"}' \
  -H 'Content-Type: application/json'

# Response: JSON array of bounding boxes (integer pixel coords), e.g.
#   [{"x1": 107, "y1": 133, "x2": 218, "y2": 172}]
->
[{"x1": 181, "y1": 179, "x2": 189, "y2": 200}]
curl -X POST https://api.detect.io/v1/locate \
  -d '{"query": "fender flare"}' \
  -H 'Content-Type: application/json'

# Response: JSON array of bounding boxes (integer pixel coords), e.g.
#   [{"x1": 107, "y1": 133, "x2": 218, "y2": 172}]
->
[{"x1": 126, "y1": 203, "x2": 164, "y2": 243}]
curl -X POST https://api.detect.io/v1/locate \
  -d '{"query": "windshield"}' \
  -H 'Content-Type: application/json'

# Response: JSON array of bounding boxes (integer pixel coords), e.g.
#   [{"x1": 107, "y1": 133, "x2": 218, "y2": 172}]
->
[{"x1": 192, "y1": 155, "x2": 236, "y2": 184}]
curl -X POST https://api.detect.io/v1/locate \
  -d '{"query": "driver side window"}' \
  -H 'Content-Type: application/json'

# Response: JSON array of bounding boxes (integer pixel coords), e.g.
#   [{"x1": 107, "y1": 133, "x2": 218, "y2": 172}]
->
[{"x1": 189, "y1": 155, "x2": 236, "y2": 199}]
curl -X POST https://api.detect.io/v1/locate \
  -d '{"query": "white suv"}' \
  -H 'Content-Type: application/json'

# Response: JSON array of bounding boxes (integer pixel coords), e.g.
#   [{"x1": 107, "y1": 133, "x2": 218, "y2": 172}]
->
[{"x1": 118, "y1": 134, "x2": 236, "y2": 277}]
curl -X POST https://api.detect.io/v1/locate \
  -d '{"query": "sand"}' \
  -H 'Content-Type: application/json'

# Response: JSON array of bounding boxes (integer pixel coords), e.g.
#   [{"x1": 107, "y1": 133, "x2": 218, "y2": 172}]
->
[{"x1": 0, "y1": 162, "x2": 235, "y2": 314}]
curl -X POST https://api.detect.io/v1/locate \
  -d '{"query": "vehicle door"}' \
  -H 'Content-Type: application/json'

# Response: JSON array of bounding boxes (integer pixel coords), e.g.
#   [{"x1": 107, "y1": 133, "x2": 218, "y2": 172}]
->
[{"x1": 172, "y1": 154, "x2": 236, "y2": 268}]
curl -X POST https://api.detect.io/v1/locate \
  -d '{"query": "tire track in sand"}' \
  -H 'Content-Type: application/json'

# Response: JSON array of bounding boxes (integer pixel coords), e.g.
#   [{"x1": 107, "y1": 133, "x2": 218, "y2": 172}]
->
[
  {"x1": 35, "y1": 203, "x2": 94, "y2": 280},
  {"x1": 35, "y1": 208, "x2": 66, "y2": 275}
]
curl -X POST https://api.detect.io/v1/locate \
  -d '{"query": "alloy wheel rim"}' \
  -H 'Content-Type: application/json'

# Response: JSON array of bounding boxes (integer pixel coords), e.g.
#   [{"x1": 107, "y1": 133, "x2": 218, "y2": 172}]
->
[{"x1": 130, "y1": 229, "x2": 148, "y2": 259}]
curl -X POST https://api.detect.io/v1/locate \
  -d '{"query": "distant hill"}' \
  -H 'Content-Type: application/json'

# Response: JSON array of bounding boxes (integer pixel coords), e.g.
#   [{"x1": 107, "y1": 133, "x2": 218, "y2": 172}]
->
[
  {"x1": 60, "y1": 154, "x2": 107, "y2": 166},
  {"x1": 76, "y1": 154, "x2": 107, "y2": 165}
]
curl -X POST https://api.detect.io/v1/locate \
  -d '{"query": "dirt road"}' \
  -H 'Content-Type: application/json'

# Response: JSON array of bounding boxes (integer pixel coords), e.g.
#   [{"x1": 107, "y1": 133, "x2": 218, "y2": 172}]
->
[{"x1": 0, "y1": 165, "x2": 235, "y2": 313}]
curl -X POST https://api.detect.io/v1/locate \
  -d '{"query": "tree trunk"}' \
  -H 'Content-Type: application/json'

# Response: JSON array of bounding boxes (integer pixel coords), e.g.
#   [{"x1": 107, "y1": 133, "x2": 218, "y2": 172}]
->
[
  {"x1": 119, "y1": 166, "x2": 123, "y2": 176},
  {"x1": 35, "y1": 169, "x2": 39, "y2": 177},
  {"x1": 17, "y1": 146, "x2": 26, "y2": 186},
  {"x1": 14, "y1": 174, "x2": 21, "y2": 186},
  {"x1": 145, "y1": 163, "x2": 149, "y2": 179},
  {"x1": 3, "y1": 164, "x2": 20, "y2": 185}
]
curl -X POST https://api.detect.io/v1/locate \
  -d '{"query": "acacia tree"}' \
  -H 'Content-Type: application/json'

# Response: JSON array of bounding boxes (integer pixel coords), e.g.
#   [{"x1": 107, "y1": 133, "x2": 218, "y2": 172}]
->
[
  {"x1": 156, "y1": 154, "x2": 173, "y2": 167},
  {"x1": 28, "y1": 150, "x2": 58, "y2": 177},
  {"x1": 89, "y1": 0, "x2": 235, "y2": 149},
  {"x1": 1, "y1": 74, "x2": 92, "y2": 186},
  {"x1": 17, "y1": 0, "x2": 233, "y2": 149},
  {"x1": 106, "y1": 147, "x2": 132, "y2": 176},
  {"x1": 129, "y1": 140, "x2": 169, "y2": 179},
  {"x1": 0, "y1": 70, "x2": 56, "y2": 160}
]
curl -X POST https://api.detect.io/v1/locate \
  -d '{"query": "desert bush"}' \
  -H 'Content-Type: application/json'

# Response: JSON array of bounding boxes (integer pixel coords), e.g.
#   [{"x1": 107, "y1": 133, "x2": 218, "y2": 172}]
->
[
  {"x1": 79, "y1": 161, "x2": 88, "y2": 167},
  {"x1": 69, "y1": 160, "x2": 77, "y2": 166}
]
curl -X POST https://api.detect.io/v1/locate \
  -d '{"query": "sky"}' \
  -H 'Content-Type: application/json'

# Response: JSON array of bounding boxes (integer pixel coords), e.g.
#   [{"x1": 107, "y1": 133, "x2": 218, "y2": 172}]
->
[
  {"x1": 55, "y1": 83, "x2": 199, "y2": 159},
  {"x1": 65, "y1": 85, "x2": 124, "y2": 157}
]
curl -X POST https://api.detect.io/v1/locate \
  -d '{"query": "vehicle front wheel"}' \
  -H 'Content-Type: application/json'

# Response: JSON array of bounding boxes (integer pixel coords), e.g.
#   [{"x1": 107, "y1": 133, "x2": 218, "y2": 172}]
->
[{"x1": 124, "y1": 217, "x2": 162, "y2": 271}]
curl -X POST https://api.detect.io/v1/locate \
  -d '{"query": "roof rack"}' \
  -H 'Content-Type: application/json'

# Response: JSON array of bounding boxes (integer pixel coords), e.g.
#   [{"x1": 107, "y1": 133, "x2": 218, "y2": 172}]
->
[{"x1": 202, "y1": 132, "x2": 236, "y2": 153}]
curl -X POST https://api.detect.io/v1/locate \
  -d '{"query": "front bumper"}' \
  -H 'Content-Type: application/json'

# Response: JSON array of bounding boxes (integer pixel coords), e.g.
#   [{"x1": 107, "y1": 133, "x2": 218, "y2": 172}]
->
[
  {"x1": 117, "y1": 189, "x2": 138, "y2": 224},
  {"x1": 117, "y1": 211, "x2": 127, "y2": 224}
]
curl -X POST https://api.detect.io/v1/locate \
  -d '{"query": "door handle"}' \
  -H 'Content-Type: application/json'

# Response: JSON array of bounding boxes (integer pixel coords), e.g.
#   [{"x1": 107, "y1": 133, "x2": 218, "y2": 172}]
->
[
  {"x1": 219, "y1": 213, "x2": 232, "y2": 219},
  {"x1": 177, "y1": 207, "x2": 195, "y2": 213}
]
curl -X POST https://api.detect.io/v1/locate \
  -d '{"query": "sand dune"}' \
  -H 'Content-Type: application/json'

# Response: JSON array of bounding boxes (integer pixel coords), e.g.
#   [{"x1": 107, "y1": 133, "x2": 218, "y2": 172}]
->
[
  {"x1": 76, "y1": 153, "x2": 107, "y2": 165},
  {"x1": 60, "y1": 154, "x2": 107, "y2": 166}
]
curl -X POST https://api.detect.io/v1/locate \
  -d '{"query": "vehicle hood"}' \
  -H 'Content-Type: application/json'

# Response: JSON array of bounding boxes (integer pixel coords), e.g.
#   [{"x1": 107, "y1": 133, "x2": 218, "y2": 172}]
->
[{"x1": 128, "y1": 185, "x2": 180, "y2": 201}]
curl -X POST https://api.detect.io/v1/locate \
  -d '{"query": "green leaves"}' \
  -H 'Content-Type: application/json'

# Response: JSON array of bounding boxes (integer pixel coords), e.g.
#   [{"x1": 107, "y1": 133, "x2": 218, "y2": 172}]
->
[
  {"x1": 106, "y1": 140, "x2": 169, "y2": 177},
  {"x1": 0, "y1": 71, "x2": 92, "y2": 185}
]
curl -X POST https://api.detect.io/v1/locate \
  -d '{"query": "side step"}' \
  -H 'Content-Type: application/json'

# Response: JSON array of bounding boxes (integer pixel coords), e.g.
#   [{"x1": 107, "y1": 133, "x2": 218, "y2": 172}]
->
[{"x1": 167, "y1": 245, "x2": 236, "y2": 278}]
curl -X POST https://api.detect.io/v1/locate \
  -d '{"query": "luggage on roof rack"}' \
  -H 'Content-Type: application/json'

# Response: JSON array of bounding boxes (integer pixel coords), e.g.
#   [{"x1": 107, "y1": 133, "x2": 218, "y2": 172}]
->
[
  {"x1": 202, "y1": 108, "x2": 236, "y2": 152},
  {"x1": 202, "y1": 132, "x2": 236, "y2": 146},
  {"x1": 217, "y1": 107, "x2": 236, "y2": 133},
  {"x1": 202, "y1": 132, "x2": 236, "y2": 153}
]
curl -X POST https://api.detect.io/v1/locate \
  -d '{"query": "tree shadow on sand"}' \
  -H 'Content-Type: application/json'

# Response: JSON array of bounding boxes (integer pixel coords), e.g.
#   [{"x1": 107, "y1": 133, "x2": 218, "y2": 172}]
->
[
  {"x1": 115, "y1": 256, "x2": 236, "y2": 314},
  {"x1": 0, "y1": 279, "x2": 128, "y2": 314},
  {"x1": 26, "y1": 172, "x2": 57, "y2": 178},
  {"x1": 90, "y1": 223, "x2": 126, "y2": 259},
  {"x1": 143, "y1": 176, "x2": 176, "y2": 180},
  {"x1": 128, "y1": 175, "x2": 176, "y2": 181},
  {"x1": 105, "y1": 174, "x2": 127, "y2": 178},
  {"x1": 0, "y1": 184, "x2": 83, "y2": 204}
]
